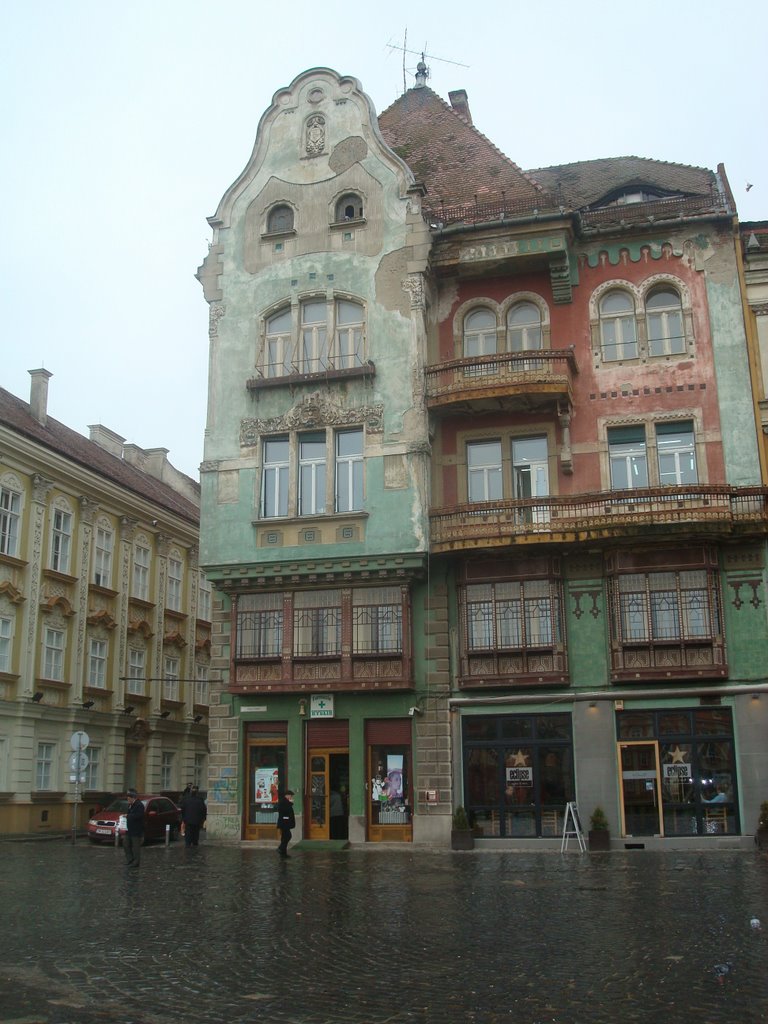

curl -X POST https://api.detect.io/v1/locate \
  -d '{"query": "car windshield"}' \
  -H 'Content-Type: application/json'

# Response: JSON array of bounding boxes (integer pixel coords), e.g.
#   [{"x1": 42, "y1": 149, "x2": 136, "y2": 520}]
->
[{"x1": 106, "y1": 799, "x2": 130, "y2": 812}]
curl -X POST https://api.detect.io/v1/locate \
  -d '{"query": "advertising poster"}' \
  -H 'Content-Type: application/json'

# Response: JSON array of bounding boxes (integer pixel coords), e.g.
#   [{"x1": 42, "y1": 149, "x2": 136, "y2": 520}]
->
[{"x1": 254, "y1": 767, "x2": 279, "y2": 806}]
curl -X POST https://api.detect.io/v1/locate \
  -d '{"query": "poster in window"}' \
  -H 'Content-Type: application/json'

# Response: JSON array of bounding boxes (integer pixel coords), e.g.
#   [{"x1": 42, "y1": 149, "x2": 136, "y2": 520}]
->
[{"x1": 254, "y1": 767, "x2": 279, "y2": 807}]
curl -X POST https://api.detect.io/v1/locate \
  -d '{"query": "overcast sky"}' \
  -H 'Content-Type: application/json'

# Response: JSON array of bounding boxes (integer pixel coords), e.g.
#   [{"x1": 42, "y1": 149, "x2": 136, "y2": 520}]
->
[{"x1": 2, "y1": 0, "x2": 765, "y2": 480}]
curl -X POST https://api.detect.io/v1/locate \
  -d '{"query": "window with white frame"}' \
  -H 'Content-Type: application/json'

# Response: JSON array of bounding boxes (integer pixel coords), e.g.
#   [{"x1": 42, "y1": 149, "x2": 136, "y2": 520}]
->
[
  {"x1": 646, "y1": 288, "x2": 685, "y2": 356},
  {"x1": 507, "y1": 302, "x2": 543, "y2": 352},
  {"x1": 43, "y1": 627, "x2": 65, "y2": 681},
  {"x1": 36, "y1": 742, "x2": 55, "y2": 790},
  {"x1": 133, "y1": 544, "x2": 151, "y2": 601},
  {"x1": 608, "y1": 422, "x2": 698, "y2": 491},
  {"x1": 163, "y1": 656, "x2": 180, "y2": 701},
  {"x1": 127, "y1": 648, "x2": 146, "y2": 695},
  {"x1": 299, "y1": 433, "x2": 326, "y2": 515},
  {"x1": 195, "y1": 664, "x2": 209, "y2": 706},
  {"x1": 84, "y1": 745, "x2": 101, "y2": 790},
  {"x1": 167, "y1": 556, "x2": 183, "y2": 612},
  {"x1": 193, "y1": 752, "x2": 206, "y2": 789},
  {"x1": 198, "y1": 575, "x2": 212, "y2": 622},
  {"x1": 262, "y1": 298, "x2": 366, "y2": 378},
  {"x1": 0, "y1": 616, "x2": 12, "y2": 673},
  {"x1": 608, "y1": 426, "x2": 649, "y2": 490},
  {"x1": 262, "y1": 437, "x2": 290, "y2": 518},
  {"x1": 88, "y1": 638, "x2": 108, "y2": 689},
  {"x1": 656, "y1": 422, "x2": 698, "y2": 485},
  {"x1": 599, "y1": 290, "x2": 638, "y2": 361},
  {"x1": 467, "y1": 440, "x2": 503, "y2": 502},
  {"x1": 93, "y1": 527, "x2": 113, "y2": 587},
  {"x1": 50, "y1": 507, "x2": 73, "y2": 573},
  {"x1": 0, "y1": 484, "x2": 21, "y2": 557},
  {"x1": 336, "y1": 430, "x2": 364, "y2": 512},
  {"x1": 161, "y1": 751, "x2": 174, "y2": 790},
  {"x1": 262, "y1": 428, "x2": 365, "y2": 519}
]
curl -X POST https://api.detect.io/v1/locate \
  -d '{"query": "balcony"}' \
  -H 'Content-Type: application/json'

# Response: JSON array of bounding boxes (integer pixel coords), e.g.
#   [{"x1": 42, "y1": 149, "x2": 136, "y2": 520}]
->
[
  {"x1": 425, "y1": 349, "x2": 577, "y2": 415},
  {"x1": 429, "y1": 486, "x2": 768, "y2": 553}
]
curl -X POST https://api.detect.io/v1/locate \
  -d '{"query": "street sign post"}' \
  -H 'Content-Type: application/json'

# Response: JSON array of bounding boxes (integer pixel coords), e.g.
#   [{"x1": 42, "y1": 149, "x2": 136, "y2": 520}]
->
[{"x1": 69, "y1": 731, "x2": 90, "y2": 845}]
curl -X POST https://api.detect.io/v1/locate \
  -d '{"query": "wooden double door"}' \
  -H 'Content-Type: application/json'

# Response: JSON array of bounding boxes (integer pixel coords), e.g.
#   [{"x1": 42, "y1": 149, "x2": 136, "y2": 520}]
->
[{"x1": 307, "y1": 747, "x2": 349, "y2": 840}]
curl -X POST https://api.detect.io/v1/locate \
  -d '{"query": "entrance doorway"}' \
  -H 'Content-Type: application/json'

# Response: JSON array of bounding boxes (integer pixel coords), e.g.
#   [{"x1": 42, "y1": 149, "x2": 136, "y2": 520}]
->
[
  {"x1": 307, "y1": 748, "x2": 349, "y2": 840},
  {"x1": 618, "y1": 741, "x2": 663, "y2": 836}
]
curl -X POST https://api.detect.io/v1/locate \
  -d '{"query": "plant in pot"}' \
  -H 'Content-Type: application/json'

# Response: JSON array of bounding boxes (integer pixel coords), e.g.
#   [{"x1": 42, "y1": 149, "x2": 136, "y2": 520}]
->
[
  {"x1": 588, "y1": 806, "x2": 610, "y2": 851},
  {"x1": 756, "y1": 802, "x2": 768, "y2": 850},
  {"x1": 451, "y1": 805, "x2": 475, "y2": 850}
]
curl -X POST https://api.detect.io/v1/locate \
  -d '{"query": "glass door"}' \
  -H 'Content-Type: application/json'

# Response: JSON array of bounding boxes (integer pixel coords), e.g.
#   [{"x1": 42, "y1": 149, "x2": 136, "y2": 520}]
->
[
  {"x1": 618, "y1": 741, "x2": 664, "y2": 836},
  {"x1": 307, "y1": 747, "x2": 348, "y2": 840}
]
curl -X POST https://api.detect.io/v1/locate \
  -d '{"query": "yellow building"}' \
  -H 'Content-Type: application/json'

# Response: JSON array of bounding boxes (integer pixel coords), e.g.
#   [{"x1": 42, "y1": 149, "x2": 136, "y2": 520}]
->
[{"x1": 0, "y1": 370, "x2": 210, "y2": 836}]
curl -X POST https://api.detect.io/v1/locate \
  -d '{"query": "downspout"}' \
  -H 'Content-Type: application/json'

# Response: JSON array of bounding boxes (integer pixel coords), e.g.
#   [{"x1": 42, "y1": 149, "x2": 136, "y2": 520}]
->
[
  {"x1": 449, "y1": 682, "x2": 768, "y2": 708},
  {"x1": 732, "y1": 218, "x2": 768, "y2": 484}
]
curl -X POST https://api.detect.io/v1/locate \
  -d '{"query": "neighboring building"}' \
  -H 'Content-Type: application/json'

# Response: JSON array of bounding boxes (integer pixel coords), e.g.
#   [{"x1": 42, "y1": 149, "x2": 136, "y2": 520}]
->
[
  {"x1": 0, "y1": 371, "x2": 210, "y2": 836},
  {"x1": 198, "y1": 67, "x2": 768, "y2": 848},
  {"x1": 741, "y1": 221, "x2": 768, "y2": 478}
]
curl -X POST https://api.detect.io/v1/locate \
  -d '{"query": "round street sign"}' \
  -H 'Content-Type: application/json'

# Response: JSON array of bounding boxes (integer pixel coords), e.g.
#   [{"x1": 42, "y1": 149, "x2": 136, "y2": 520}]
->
[
  {"x1": 69, "y1": 751, "x2": 89, "y2": 772},
  {"x1": 70, "y1": 731, "x2": 89, "y2": 751}
]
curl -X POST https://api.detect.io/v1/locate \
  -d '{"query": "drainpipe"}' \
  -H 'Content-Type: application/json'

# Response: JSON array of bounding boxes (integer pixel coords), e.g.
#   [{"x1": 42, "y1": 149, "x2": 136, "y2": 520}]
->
[{"x1": 448, "y1": 682, "x2": 768, "y2": 708}]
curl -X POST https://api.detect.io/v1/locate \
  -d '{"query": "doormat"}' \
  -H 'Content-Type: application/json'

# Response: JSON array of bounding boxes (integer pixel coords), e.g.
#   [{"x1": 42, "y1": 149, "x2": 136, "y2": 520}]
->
[{"x1": 291, "y1": 840, "x2": 350, "y2": 851}]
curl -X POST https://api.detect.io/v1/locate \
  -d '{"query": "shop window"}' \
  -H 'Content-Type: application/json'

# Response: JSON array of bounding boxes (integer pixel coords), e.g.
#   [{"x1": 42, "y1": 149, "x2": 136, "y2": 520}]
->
[
  {"x1": 368, "y1": 737, "x2": 411, "y2": 832},
  {"x1": 247, "y1": 730, "x2": 287, "y2": 832}
]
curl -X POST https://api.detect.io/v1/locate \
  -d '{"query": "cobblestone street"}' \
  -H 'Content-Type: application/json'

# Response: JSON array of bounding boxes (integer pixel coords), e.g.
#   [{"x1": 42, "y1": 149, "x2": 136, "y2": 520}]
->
[{"x1": 2, "y1": 840, "x2": 768, "y2": 1024}]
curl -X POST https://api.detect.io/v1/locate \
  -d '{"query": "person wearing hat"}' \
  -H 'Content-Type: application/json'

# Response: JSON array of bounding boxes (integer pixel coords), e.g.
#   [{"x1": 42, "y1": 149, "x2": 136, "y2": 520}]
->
[
  {"x1": 276, "y1": 789, "x2": 296, "y2": 858},
  {"x1": 124, "y1": 789, "x2": 145, "y2": 868}
]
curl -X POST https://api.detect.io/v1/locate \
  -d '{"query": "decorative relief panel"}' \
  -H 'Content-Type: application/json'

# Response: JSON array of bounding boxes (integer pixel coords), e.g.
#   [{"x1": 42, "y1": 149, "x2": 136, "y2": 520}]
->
[
  {"x1": 305, "y1": 114, "x2": 326, "y2": 156},
  {"x1": 241, "y1": 391, "x2": 384, "y2": 444}
]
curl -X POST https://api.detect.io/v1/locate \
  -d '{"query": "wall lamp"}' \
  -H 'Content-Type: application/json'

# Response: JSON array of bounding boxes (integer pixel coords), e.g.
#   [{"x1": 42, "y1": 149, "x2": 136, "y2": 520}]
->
[
  {"x1": 82, "y1": 700, "x2": 95, "y2": 710},
  {"x1": 298, "y1": 699, "x2": 307, "y2": 717},
  {"x1": 159, "y1": 710, "x2": 171, "y2": 719},
  {"x1": 193, "y1": 714, "x2": 204, "y2": 724},
  {"x1": 32, "y1": 691, "x2": 44, "y2": 703},
  {"x1": 121, "y1": 705, "x2": 135, "y2": 715}
]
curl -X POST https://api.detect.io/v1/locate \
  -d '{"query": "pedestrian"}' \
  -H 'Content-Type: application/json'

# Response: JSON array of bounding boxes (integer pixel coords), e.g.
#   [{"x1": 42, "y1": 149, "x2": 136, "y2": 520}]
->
[
  {"x1": 277, "y1": 789, "x2": 296, "y2": 858},
  {"x1": 124, "y1": 789, "x2": 144, "y2": 868},
  {"x1": 180, "y1": 785, "x2": 207, "y2": 847}
]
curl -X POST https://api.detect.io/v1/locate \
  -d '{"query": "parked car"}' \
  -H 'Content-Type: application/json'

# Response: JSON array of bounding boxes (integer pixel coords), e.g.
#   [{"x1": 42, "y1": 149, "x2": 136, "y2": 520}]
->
[{"x1": 87, "y1": 794, "x2": 181, "y2": 845}]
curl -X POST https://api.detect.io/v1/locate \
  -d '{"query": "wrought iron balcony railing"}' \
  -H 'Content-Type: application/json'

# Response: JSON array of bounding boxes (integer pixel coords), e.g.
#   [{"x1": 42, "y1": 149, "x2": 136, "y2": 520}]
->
[{"x1": 425, "y1": 349, "x2": 577, "y2": 408}]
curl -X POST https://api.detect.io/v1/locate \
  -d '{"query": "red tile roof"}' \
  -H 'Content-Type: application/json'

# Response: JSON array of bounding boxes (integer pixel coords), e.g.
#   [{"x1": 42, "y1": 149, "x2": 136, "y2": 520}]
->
[{"x1": 0, "y1": 386, "x2": 199, "y2": 524}]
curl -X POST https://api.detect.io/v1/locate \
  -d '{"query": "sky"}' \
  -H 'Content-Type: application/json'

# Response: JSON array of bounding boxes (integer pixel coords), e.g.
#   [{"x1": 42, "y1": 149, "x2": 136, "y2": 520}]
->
[{"x1": 2, "y1": 0, "x2": 766, "y2": 480}]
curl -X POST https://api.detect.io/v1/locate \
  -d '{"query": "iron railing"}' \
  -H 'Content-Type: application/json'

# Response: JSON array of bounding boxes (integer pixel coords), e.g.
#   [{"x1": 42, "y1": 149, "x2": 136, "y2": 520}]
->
[{"x1": 425, "y1": 349, "x2": 577, "y2": 404}]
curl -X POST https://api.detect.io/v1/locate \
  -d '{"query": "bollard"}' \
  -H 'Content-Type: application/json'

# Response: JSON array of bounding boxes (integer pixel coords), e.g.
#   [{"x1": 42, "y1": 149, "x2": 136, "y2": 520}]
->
[
  {"x1": 114, "y1": 824, "x2": 120, "y2": 849},
  {"x1": 165, "y1": 823, "x2": 170, "y2": 847}
]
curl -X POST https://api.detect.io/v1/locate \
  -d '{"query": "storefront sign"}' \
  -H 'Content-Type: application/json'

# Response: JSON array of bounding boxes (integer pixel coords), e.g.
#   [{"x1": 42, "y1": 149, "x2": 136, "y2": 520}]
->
[
  {"x1": 622, "y1": 770, "x2": 657, "y2": 780},
  {"x1": 310, "y1": 695, "x2": 334, "y2": 718},
  {"x1": 506, "y1": 767, "x2": 533, "y2": 786},
  {"x1": 240, "y1": 706, "x2": 267, "y2": 713},
  {"x1": 663, "y1": 763, "x2": 692, "y2": 780}
]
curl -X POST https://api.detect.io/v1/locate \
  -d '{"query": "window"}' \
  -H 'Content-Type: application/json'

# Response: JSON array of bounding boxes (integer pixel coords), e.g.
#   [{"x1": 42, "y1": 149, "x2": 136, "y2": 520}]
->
[
  {"x1": 261, "y1": 298, "x2": 366, "y2": 378},
  {"x1": 467, "y1": 441, "x2": 503, "y2": 502},
  {"x1": 127, "y1": 648, "x2": 146, "y2": 695},
  {"x1": 512, "y1": 437, "x2": 549, "y2": 500},
  {"x1": 195, "y1": 664, "x2": 209, "y2": 706},
  {"x1": 267, "y1": 204, "x2": 294, "y2": 233},
  {"x1": 336, "y1": 430, "x2": 363, "y2": 512},
  {"x1": 266, "y1": 308, "x2": 293, "y2": 378},
  {"x1": 36, "y1": 742, "x2": 55, "y2": 790},
  {"x1": 43, "y1": 627, "x2": 65, "y2": 681},
  {"x1": 88, "y1": 638, "x2": 108, "y2": 689},
  {"x1": 294, "y1": 590, "x2": 341, "y2": 657},
  {"x1": 0, "y1": 616, "x2": 11, "y2": 673},
  {"x1": 84, "y1": 745, "x2": 101, "y2": 790},
  {"x1": 51, "y1": 507, "x2": 73, "y2": 573},
  {"x1": 352, "y1": 587, "x2": 403, "y2": 654},
  {"x1": 93, "y1": 527, "x2": 113, "y2": 587},
  {"x1": 334, "y1": 301, "x2": 364, "y2": 369},
  {"x1": 465, "y1": 580, "x2": 562, "y2": 652},
  {"x1": 262, "y1": 437, "x2": 290, "y2": 518},
  {"x1": 161, "y1": 751, "x2": 174, "y2": 791},
  {"x1": 646, "y1": 288, "x2": 684, "y2": 356},
  {"x1": 236, "y1": 593, "x2": 283, "y2": 658},
  {"x1": 167, "y1": 557, "x2": 183, "y2": 612},
  {"x1": 0, "y1": 484, "x2": 21, "y2": 557},
  {"x1": 615, "y1": 571, "x2": 715, "y2": 643},
  {"x1": 656, "y1": 421, "x2": 697, "y2": 485},
  {"x1": 608, "y1": 426, "x2": 648, "y2": 490},
  {"x1": 133, "y1": 545, "x2": 151, "y2": 601},
  {"x1": 163, "y1": 657, "x2": 180, "y2": 702},
  {"x1": 599, "y1": 291, "x2": 638, "y2": 361},
  {"x1": 507, "y1": 302, "x2": 542, "y2": 352},
  {"x1": 299, "y1": 433, "x2": 326, "y2": 516},
  {"x1": 193, "y1": 752, "x2": 206, "y2": 790},
  {"x1": 464, "y1": 308, "x2": 497, "y2": 359},
  {"x1": 198, "y1": 575, "x2": 212, "y2": 622},
  {"x1": 335, "y1": 193, "x2": 364, "y2": 221},
  {"x1": 301, "y1": 300, "x2": 329, "y2": 373}
]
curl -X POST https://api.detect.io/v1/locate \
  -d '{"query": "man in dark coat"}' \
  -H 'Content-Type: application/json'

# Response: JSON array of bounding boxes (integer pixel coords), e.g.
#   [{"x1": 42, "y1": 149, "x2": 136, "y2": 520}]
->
[
  {"x1": 277, "y1": 789, "x2": 296, "y2": 858},
  {"x1": 124, "y1": 789, "x2": 144, "y2": 868},
  {"x1": 180, "y1": 786, "x2": 207, "y2": 847}
]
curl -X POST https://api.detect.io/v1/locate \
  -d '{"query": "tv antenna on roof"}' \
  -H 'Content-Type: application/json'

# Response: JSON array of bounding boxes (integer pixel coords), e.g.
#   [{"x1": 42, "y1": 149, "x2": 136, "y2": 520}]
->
[{"x1": 386, "y1": 31, "x2": 469, "y2": 93}]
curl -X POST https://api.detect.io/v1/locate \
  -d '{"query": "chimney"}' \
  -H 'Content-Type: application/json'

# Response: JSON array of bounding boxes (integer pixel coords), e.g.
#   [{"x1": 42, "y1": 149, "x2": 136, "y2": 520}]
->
[
  {"x1": 88, "y1": 424, "x2": 126, "y2": 458},
  {"x1": 449, "y1": 90, "x2": 472, "y2": 125},
  {"x1": 29, "y1": 368, "x2": 53, "y2": 426}
]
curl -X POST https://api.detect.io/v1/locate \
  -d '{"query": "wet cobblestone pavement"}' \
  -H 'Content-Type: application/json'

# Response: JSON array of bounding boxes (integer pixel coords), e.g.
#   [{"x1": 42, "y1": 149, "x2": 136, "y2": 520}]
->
[{"x1": 2, "y1": 841, "x2": 768, "y2": 1024}]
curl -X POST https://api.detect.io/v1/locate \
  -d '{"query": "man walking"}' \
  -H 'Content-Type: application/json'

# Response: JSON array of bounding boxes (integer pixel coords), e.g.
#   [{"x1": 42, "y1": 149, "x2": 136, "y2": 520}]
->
[
  {"x1": 277, "y1": 789, "x2": 296, "y2": 858},
  {"x1": 180, "y1": 786, "x2": 207, "y2": 847},
  {"x1": 124, "y1": 789, "x2": 144, "y2": 868}
]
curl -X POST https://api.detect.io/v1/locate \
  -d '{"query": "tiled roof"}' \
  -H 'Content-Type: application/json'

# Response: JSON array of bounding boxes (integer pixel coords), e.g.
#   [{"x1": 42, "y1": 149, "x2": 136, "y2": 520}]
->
[
  {"x1": 378, "y1": 87, "x2": 554, "y2": 217},
  {"x1": 0, "y1": 387, "x2": 200, "y2": 524}
]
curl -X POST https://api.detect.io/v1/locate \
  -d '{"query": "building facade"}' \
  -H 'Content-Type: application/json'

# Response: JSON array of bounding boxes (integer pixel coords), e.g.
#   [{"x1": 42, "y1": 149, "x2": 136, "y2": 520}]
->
[
  {"x1": 0, "y1": 371, "x2": 210, "y2": 836},
  {"x1": 199, "y1": 67, "x2": 768, "y2": 848}
]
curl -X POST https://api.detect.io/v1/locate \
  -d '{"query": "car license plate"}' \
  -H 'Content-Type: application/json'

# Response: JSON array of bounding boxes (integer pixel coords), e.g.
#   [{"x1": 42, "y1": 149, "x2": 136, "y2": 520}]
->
[{"x1": 96, "y1": 828, "x2": 112, "y2": 835}]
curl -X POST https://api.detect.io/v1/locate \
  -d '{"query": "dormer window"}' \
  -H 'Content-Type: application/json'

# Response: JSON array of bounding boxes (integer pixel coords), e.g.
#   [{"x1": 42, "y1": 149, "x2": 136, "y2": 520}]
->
[
  {"x1": 266, "y1": 204, "x2": 294, "y2": 234},
  {"x1": 335, "y1": 193, "x2": 364, "y2": 222}
]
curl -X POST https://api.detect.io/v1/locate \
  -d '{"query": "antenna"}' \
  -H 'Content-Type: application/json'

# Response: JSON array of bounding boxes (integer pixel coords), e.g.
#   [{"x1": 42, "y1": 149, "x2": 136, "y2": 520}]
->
[{"x1": 386, "y1": 33, "x2": 469, "y2": 91}]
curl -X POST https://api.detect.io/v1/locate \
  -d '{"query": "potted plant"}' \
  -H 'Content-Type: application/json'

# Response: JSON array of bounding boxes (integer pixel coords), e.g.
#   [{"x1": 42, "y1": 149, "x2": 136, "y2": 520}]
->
[
  {"x1": 451, "y1": 805, "x2": 475, "y2": 850},
  {"x1": 756, "y1": 802, "x2": 768, "y2": 850},
  {"x1": 588, "y1": 806, "x2": 611, "y2": 851}
]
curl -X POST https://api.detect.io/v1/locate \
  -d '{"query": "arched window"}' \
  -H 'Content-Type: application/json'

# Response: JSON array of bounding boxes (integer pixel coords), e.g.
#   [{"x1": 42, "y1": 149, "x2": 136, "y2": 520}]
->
[
  {"x1": 335, "y1": 193, "x2": 364, "y2": 222},
  {"x1": 265, "y1": 308, "x2": 293, "y2": 377},
  {"x1": 463, "y1": 309, "x2": 497, "y2": 358},
  {"x1": 646, "y1": 288, "x2": 684, "y2": 356},
  {"x1": 334, "y1": 300, "x2": 364, "y2": 368},
  {"x1": 599, "y1": 291, "x2": 637, "y2": 361},
  {"x1": 507, "y1": 302, "x2": 542, "y2": 352},
  {"x1": 267, "y1": 205, "x2": 294, "y2": 234}
]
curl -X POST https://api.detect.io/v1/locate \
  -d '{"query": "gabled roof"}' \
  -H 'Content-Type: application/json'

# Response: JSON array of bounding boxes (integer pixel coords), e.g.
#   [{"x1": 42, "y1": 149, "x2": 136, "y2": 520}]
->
[
  {"x1": 0, "y1": 387, "x2": 199, "y2": 524},
  {"x1": 378, "y1": 86, "x2": 555, "y2": 218}
]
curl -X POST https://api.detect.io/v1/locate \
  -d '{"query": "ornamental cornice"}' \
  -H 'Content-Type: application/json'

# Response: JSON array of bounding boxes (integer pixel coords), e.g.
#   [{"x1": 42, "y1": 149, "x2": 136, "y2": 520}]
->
[
  {"x1": 0, "y1": 580, "x2": 25, "y2": 604},
  {"x1": 241, "y1": 391, "x2": 384, "y2": 444},
  {"x1": 86, "y1": 609, "x2": 118, "y2": 631}
]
